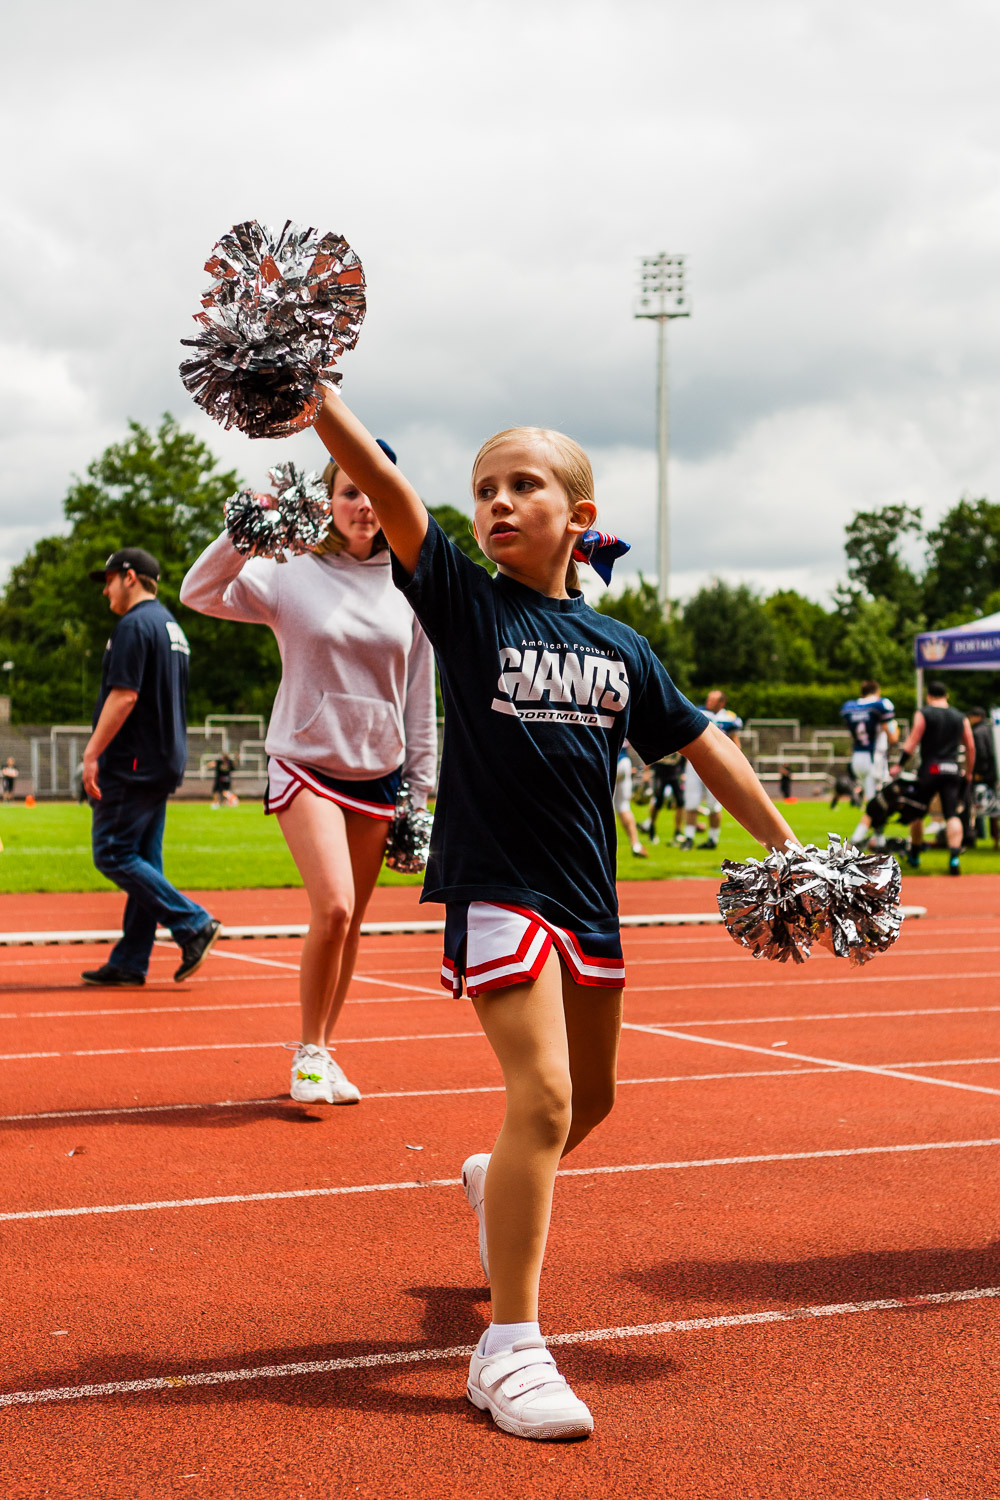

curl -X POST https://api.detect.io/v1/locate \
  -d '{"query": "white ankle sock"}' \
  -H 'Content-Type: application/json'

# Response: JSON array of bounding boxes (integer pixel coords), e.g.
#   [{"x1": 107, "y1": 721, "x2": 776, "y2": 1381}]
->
[
  {"x1": 850, "y1": 822, "x2": 868, "y2": 844},
  {"x1": 480, "y1": 1321, "x2": 541, "y2": 1356}
]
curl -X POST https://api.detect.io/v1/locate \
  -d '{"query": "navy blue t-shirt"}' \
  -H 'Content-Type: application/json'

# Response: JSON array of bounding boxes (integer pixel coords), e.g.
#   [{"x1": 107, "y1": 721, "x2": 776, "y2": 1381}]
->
[
  {"x1": 393, "y1": 518, "x2": 709, "y2": 932},
  {"x1": 94, "y1": 598, "x2": 191, "y2": 786}
]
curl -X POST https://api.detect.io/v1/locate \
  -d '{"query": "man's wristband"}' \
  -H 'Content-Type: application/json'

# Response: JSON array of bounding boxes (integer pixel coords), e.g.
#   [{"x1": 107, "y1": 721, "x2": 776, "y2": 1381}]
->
[{"x1": 896, "y1": 750, "x2": 911, "y2": 770}]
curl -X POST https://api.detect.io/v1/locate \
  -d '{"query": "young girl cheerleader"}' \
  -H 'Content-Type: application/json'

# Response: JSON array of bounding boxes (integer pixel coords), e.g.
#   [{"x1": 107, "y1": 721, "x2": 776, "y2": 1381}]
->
[
  {"x1": 310, "y1": 390, "x2": 796, "y2": 1440},
  {"x1": 180, "y1": 451, "x2": 437, "y2": 1106}
]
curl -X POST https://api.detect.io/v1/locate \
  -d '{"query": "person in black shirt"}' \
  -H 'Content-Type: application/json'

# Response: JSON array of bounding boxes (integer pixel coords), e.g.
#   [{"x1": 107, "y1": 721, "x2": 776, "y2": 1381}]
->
[
  {"x1": 311, "y1": 387, "x2": 796, "y2": 1442},
  {"x1": 967, "y1": 706, "x2": 999, "y2": 849},
  {"x1": 80, "y1": 548, "x2": 220, "y2": 986},
  {"x1": 892, "y1": 681, "x2": 975, "y2": 874},
  {"x1": 210, "y1": 751, "x2": 237, "y2": 808}
]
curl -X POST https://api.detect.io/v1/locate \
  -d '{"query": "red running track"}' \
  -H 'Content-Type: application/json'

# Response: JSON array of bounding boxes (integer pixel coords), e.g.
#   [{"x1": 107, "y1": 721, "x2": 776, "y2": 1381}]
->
[{"x1": 1, "y1": 877, "x2": 998, "y2": 1499}]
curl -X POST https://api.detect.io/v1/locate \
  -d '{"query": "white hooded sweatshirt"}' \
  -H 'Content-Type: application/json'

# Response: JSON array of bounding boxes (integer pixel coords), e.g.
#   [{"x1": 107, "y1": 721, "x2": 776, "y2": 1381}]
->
[{"x1": 180, "y1": 535, "x2": 437, "y2": 802}]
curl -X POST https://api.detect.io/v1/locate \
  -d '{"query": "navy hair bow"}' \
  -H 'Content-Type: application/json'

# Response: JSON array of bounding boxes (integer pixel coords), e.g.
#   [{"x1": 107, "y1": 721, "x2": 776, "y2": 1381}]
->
[{"x1": 572, "y1": 529, "x2": 630, "y2": 585}]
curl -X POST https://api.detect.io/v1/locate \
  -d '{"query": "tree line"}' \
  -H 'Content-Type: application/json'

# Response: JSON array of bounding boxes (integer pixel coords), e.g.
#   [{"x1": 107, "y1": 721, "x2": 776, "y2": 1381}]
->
[{"x1": 1, "y1": 416, "x2": 997, "y2": 726}]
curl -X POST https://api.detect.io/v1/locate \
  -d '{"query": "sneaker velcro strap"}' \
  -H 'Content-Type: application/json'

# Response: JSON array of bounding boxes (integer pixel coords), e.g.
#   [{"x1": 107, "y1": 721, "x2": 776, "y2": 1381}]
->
[
  {"x1": 499, "y1": 1364, "x2": 566, "y2": 1400},
  {"x1": 480, "y1": 1345, "x2": 557, "y2": 1392}
]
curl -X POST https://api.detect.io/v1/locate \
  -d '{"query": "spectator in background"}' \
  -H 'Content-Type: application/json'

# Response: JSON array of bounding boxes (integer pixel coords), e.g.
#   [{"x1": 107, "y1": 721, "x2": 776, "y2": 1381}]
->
[
  {"x1": 210, "y1": 751, "x2": 238, "y2": 809},
  {"x1": 892, "y1": 681, "x2": 974, "y2": 876},
  {"x1": 2, "y1": 757, "x2": 17, "y2": 802},
  {"x1": 81, "y1": 548, "x2": 220, "y2": 987},
  {"x1": 681, "y1": 690, "x2": 742, "y2": 850},
  {"x1": 614, "y1": 745, "x2": 648, "y2": 859},
  {"x1": 778, "y1": 764, "x2": 793, "y2": 801},
  {"x1": 967, "y1": 707, "x2": 999, "y2": 850}
]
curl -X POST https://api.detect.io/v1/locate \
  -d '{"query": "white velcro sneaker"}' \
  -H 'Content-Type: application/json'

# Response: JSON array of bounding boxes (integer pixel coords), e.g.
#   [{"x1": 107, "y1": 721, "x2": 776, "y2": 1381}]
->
[{"x1": 466, "y1": 1338, "x2": 593, "y2": 1441}]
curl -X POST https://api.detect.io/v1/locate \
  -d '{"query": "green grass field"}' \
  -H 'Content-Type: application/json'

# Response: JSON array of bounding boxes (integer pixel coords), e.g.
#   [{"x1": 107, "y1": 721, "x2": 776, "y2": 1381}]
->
[{"x1": 0, "y1": 797, "x2": 993, "y2": 894}]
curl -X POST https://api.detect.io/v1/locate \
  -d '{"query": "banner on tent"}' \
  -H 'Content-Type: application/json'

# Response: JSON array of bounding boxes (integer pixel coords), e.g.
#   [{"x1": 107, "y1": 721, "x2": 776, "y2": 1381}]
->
[{"x1": 915, "y1": 628, "x2": 1000, "y2": 669}]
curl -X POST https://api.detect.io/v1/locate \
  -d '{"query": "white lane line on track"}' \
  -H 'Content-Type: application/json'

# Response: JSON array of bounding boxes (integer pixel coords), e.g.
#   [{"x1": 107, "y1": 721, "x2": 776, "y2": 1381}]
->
[
  {"x1": 623, "y1": 947, "x2": 1000, "y2": 968},
  {"x1": 4, "y1": 1058, "x2": 999, "y2": 1127},
  {"x1": 624, "y1": 1023, "x2": 1000, "y2": 1097},
  {"x1": 0, "y1": 1031, "x2": 482, "y2": 1063},
  {"x1": 4, "y1": 1136, "x2": 998, "y2": 1223},
  {"x1": 7, "y1": 998, "x2": 1000, "y2": 1028},
  {"x1": 2, "y1": 1283, "x2": 998, "y2": 1408},
  {"x1": 631, "y1": 970, "x2": 1000, "y2": 994},
  {"x1": 202, "y1": 947, "x2": 442, "y2": 997}
]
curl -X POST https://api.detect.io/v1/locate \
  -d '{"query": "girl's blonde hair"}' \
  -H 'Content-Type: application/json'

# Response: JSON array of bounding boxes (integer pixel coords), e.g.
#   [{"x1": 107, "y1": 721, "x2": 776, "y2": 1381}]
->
[
  {"x1": 471, "y1": 427, "x2": 595, "y2": 592},
  {"x1": 312, "y1": 461, "x2": 389, "y2": 556}
]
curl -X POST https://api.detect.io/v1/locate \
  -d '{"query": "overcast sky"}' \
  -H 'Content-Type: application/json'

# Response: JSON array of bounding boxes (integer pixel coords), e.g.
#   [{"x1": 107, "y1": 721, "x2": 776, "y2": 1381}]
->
[{"x1": 4, "y1": 0, "x2": 999, "y2": 603}]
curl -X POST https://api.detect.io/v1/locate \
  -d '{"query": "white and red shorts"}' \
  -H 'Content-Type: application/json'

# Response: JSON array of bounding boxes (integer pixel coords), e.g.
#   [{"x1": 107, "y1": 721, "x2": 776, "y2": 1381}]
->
[
  {"x1": 264, "y1": 757, "x2": 401, "y2": 821},
  {"x1": 442, "y1": 901, "x2": 625, "y2": 998}
]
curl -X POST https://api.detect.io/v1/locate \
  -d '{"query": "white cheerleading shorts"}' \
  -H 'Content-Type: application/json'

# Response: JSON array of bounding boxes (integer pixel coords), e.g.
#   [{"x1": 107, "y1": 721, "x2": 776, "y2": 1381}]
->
[{"x1": 442, "y1": 902, "x2": 625, "y2": 998}]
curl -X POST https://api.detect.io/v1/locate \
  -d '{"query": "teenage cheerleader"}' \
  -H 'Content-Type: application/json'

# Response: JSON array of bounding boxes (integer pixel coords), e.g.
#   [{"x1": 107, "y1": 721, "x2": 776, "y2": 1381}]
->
[
  {"x1": 180, "y1": 448, "x2": 436, "y2": 1105},
  {"x1": 309, "y1": 390, "x2": 795, "y2": 1440}
]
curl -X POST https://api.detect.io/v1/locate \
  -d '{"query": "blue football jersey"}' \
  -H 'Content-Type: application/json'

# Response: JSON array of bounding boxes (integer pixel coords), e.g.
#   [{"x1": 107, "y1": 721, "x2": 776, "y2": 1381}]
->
[
  {"x1": 705, "y1": 706, "x2": 743, "y2": 739},
  {"x1": 840, "y1": 696, "x2": 895, "y2": 753}
]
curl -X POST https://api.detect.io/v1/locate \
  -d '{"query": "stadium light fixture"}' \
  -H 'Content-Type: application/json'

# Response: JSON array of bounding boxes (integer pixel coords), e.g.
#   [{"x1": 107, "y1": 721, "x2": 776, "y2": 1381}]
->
[{"x1": 634, "y1": 254, "x2": 690, "y2": 612}]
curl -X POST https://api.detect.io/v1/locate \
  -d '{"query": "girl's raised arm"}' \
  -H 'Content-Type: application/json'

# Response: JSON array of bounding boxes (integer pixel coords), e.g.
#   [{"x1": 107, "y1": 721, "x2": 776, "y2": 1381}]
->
[{"x1": 313, "y1": 390, "x2": 428, "y2": 575}]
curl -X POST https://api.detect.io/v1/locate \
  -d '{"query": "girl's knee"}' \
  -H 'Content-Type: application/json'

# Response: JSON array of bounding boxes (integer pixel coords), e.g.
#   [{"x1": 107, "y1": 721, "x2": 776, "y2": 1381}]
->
[
  {"x1": 508, "y1": 1074, "x2": 573, "y2": 1150},
  {"x1": 309, "y1": 895, "x2": 354, "y2": 942},
  {"x1": 572, "y1": 1078, "x2": 617, "y2": 1134}
]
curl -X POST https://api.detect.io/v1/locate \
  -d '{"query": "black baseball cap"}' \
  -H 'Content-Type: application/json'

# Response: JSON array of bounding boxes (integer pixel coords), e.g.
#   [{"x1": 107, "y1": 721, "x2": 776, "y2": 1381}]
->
[{"x1": 89, "y1": 548, "x2": 161, "y2": 583}]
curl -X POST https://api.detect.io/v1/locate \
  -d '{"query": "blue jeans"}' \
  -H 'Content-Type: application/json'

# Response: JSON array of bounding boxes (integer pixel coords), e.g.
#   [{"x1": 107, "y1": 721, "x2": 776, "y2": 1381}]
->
[{"x1": 91, "y1": 778, "x2": 211, "y2": 975}]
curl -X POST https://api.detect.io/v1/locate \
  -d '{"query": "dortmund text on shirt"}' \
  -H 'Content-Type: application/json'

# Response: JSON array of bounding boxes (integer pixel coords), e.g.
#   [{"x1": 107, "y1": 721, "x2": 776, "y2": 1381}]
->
[{"x1": 492, "y1": 645, "x2": 630, "y2": 728}]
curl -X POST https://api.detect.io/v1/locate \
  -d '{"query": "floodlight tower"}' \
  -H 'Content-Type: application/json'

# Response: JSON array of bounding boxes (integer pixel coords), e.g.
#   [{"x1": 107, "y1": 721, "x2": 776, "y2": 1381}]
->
[{"x1": 634, "y1": 254, "x2": 690, "y2": 612}]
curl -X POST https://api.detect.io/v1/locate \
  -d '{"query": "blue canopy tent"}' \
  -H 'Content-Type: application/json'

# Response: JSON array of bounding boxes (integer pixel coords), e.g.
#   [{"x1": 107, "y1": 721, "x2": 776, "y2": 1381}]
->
[
  {"x1": 914, "y1": 610, "x2": 1000, "y2": 703},
  {"x1": 914, "y1": 613, "x2": 1000, "y2": 770}
]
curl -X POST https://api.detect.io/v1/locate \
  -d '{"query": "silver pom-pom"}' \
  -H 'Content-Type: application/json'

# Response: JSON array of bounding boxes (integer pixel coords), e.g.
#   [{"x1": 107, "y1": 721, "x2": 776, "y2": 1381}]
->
[
  {"x1": 717, "y1": 836, "x2": 904, "y2": 967},
  {"x1": 224, "y1": 462, "x2": 331, "y2": 561},
  {"x1": 384, "y1": 781, "x2": 433, "y2": 874},
  {"x1": 179, "y1": 220, "x2": 365, "y2": 439}
]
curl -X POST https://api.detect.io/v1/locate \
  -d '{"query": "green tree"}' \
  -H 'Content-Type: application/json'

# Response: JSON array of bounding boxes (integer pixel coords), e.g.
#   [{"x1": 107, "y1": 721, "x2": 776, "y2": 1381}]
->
[
  {"x1": 596, "y1": 578, "x2": 693, "y2": 690},
  {"x1": 837, "y1": 597, "x2": 913, "y2": 681},
  {"x1": 683, "y1": 579, "x2": 781, "y2": 686},
  {"x1": 0, "y1": 415, "x2": 282, "y2": 722},
  {"x1": 843, "y1": 503, "x2": 923, "y2": 619},
  {"x1": 761, "y1": 590, "x2": 839, "y2": 682},
  {"x1": 427, "y1": 504, "x2": 493, "y2": 571},
  {"x1": 923, "y1": 496, "x2": 1000, "y2": 623}
]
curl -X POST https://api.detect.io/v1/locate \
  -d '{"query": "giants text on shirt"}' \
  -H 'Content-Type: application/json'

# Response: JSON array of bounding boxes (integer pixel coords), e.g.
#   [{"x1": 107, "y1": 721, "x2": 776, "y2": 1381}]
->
[{"x1": 492, "y1": 642, "x2": 630, "y2": 727}]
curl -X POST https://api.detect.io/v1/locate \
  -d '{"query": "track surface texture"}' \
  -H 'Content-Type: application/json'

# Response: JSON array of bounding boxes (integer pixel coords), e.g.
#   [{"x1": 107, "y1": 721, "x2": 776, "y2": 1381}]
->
[{"x1": 2, "y1": 876, "x2": 998, "y2": 1499}]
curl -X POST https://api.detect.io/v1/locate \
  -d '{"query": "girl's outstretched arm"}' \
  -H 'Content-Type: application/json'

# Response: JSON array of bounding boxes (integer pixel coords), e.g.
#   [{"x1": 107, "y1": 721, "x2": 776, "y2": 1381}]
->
[
  {"x1": 313, "y1": 389, "x2": 428, "y2": 574},
  {"x1": 683, "y1": 724, "x2": 796, "y2": 852}
]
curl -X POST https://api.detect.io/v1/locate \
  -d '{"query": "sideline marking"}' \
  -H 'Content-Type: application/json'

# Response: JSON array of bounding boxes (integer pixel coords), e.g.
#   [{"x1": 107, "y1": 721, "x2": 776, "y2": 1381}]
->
[
  {"x1": 1, "y1": 1284, "x2": 995, "y2": 1409},
  {"x1": 625, "y1": 1023, "x2": 1000, "y2": 1097},
  {"x1": 0, "y1": 1031, "x2": 482, "y2": 1063},
  {"x1": 4, "y1": 1136, "x2": 998, "y2": 1222},
  {"x1": 3, "y1": 1058, "x2": 998, "y2": 1127}
]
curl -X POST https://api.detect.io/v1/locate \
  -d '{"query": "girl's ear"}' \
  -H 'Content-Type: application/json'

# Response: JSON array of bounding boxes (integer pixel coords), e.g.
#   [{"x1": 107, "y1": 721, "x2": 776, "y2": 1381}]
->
[{"x1": 568, "y1": 500, "x2": 598, "y2": 536}]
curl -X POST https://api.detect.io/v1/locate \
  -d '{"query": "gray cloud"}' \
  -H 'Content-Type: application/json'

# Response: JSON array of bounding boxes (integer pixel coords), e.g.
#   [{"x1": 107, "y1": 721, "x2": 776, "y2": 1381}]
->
[{"x1": 3, "y1": 0, "x2": 999, "y2": 602}]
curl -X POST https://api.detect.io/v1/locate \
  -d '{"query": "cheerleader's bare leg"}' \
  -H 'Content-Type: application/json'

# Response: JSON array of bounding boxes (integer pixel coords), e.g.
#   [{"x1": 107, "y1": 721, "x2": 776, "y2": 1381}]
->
[
  {"x1": 276, "y1": 789, "x2": 357, "y2": 1047},
  {"x1": 471, "y1": 947, "x2": 622, "y2": 1323}
]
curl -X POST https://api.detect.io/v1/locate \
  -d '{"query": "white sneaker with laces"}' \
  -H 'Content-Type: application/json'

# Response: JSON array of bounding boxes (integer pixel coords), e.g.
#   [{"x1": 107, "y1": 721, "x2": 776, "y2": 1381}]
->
[
  {"x1": 325, "y1": 1050, "x2": 361, "y2": 1105},
  {"x1": 461, "y1": 1153, "x2": 491, "y2": 1281},
  {"x1": 288, "y1": 1043, "x2": 334, "y2": 1104},
  {"x1": 466, "y1": 1338, "x2": 593, "y2": 1441}
]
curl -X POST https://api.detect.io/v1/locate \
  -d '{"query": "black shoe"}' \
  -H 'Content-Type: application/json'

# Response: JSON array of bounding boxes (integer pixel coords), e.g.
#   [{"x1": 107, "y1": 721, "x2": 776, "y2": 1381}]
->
[
  {"x1": 679, "y1": 838, "x2": 694, "y2": 851},
  {"x1": 82, "y1": 964, "x2": 146, "y2": 987},
  {"x1": 174, "y1": 919, "x2": 222, "y2": 982},
  {"x1": 696, "y1": 839, "x2": 719, "y2": 851},
  {"x1": 948, "y1": 857, "x2": 961, "y2": 876}
]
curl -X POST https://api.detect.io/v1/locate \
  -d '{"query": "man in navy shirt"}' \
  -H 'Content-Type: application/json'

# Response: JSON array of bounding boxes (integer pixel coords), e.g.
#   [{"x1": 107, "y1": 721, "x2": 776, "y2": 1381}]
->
[{"x1": 81, "y1": 548, "x2": 220, "y2": 986}]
